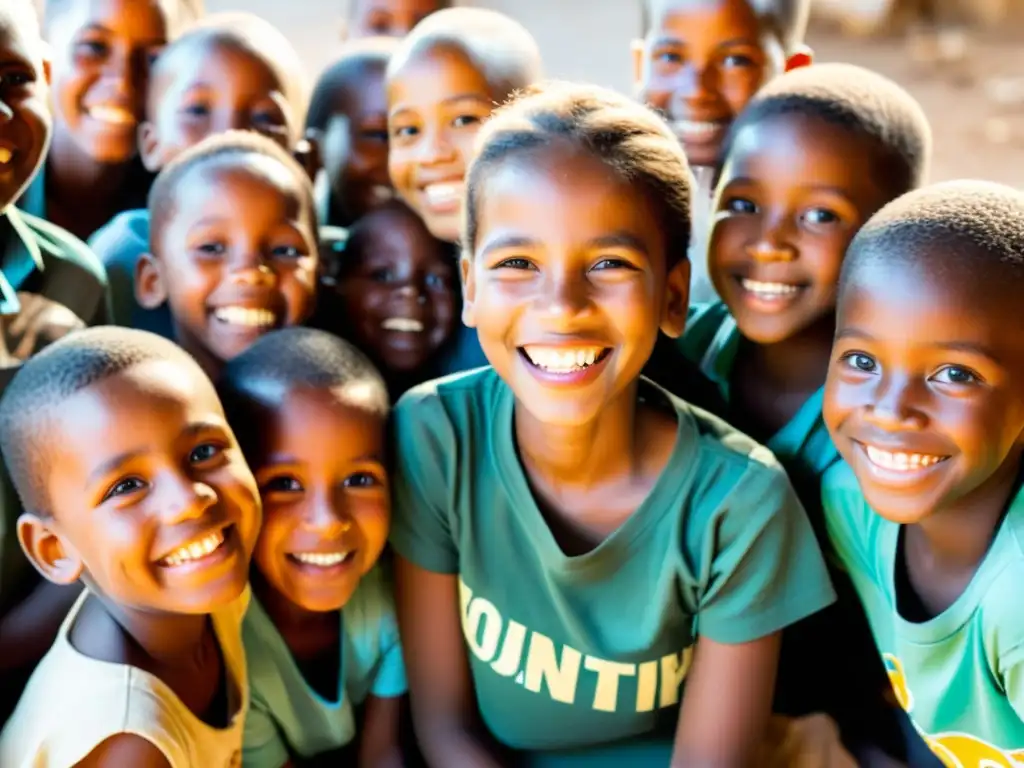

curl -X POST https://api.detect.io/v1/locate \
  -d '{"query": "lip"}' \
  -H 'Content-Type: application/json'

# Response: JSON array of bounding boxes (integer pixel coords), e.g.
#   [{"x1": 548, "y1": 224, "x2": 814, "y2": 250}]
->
[
  {"x1": 733, "y1": 275, "x2": 807, "y2": 313},
  {"x1": 155, "y1": 523, "x2": 240, "y2": 578},
  {"x1": 852, "y1": 440, "x2": 952, "y2": 487},
  {"x1": 381, "y1": 316, "x2": 425, "y2": 333},
  {"x1": 417, "y1": 177, "x2": 464, "y2": 216},
  {"x1": 518, "y1": 344, "x2": 613, "y2": 388},
  {"x1": 208, "y1": 301, "x2": 282, "y2": 333},
  {"x1": 83, "y1": 103, "x2": 137, "y2": 130},
  {"x1": 670, "y1": 118, "x2": 729, "y2": 146},
  {"x1": 286, "y1": 548, "x2": 358, "y2": 578}
]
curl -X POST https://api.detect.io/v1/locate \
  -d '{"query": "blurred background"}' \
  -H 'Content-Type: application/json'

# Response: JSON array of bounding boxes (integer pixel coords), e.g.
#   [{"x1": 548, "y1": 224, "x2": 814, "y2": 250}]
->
[{"x1": 208, "y1": 0, "x2": 1024, "y2": 185}]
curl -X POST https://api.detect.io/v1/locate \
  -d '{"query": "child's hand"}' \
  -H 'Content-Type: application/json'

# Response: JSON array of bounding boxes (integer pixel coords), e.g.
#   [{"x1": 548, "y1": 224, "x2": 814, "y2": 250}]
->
[
  {"x1": 0, "y1": 293, "x2": 85, "y2": 365},
  {"x1": 758, "y1": 714, "x2": 859, "y2": 768}
]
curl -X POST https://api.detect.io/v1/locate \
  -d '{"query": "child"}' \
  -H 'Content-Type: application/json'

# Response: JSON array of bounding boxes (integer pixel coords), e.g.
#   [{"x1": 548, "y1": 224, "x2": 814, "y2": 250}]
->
[
  {"x1": 315, "y1": 200, "x2": 458, "y2": 397},
  {"x1": 633, "y1": 0, "x2": 813, "y2": 302},
  {"x1": 135, "y1": 131, "x2": 320, "y2": 380},
  {"x1": 19, "y1": 0, "x2": 178, "y2": 240},
  {"x1": 307, "y1": 38, "x2": 397, "y2": 228},
  {"x1": 0, "y1": 0, "x2": 113, "y2": 720},
  {"x1": 89, "y1": 15, "x2": 308, "y2": 335},
  {"x1": 342, "y1": 0, "x2": 450, "y2": 40},
  {"x1": 677, "y1": 62, "x2": 932, "y2": 758},
  {"x1": 822, "y1": 180, "x2": 1024, "y2": 765},
  {"x1": 0, "y1": 326, "x2": 262, "y2": 766},
  {"x1": 218, "y1": 328, "x2": 406, "y2": 767},
  {"x1": 390, "y1": 81, "x2": 835, "y2": 766},
  {"x1": 386, "y1": 7, "x2": 543, "y2": 375}
]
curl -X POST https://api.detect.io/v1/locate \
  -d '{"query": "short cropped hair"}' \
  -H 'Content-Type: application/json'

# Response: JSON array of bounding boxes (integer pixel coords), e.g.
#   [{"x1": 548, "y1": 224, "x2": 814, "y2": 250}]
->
[
  {"x1": 341, "y1": 0, "x2": 452, "y2": 21},
  {"x1": 43, "y1": 0, "x2": 191, "y2": 37},
  {"x1": 218, "y1": 328, "x2": 389, "y2": 433},
  {"x1": 387, "y1": 8, "x2": 543, "y2": 101},
  {"x1": 642, "y1": 0, "x2": 811, "y2": 56},
  {"x1": 0, "y1": 327, "x2": 205, "y2": 516},
  {"x1": 720, "y1": 62, "x2": 931, "y2": 198},
  {"x1": 840, "y1": 180, "x2": 1024, "y2": 294},
  {"x1": 6, "y1": 0, "x2": 42, "y2": 43},
  {"x1": 305, "y1": 37, "x2": 397, "y2": 132},
  {"x1": 147, "y1": 130, "x2": 315, "y2": 239},
  {"x1": 464, "y1": 81, "x2": 693, "y2": 267}
]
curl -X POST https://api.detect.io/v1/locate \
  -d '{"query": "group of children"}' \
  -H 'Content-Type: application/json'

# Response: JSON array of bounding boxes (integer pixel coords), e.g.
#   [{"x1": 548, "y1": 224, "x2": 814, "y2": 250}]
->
[{"x1": 0, "y1": 0, "x2": 1019, "y2": 765}]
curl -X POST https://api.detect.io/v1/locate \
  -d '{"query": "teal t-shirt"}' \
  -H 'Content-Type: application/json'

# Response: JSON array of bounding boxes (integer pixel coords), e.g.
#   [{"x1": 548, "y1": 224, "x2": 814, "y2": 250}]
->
[
  {"x1": 823, "y1": 462, "x2": 1024, "y2": 763},
  {"x1": 390, "y1": 367, "x2": 835, "y2": 758},
  {"x1": 241, "y1": 565, "x2": 407, "y2": 767}
]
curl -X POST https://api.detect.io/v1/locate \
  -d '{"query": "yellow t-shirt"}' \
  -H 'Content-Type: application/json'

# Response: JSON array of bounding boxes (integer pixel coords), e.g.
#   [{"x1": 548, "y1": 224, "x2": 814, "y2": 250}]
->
[{"x1": 0, "y1": 587, "x2": 250, "y2": 768}]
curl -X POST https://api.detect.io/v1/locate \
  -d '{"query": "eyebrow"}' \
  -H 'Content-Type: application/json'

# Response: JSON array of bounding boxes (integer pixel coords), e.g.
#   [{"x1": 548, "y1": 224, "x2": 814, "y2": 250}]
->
[
  {"x1": 480, "y1": 232, "x2": 651, "y2": 257},
  {"x1": 650, "y1": 35, "x2": 759, "y2": 49},
  {"x1": 441, "y1": 94, "x2": 492, "y2": 107},
  {"x1": 836, "y1": 328, "x2": 1001, "y2": 360},
  {"x1": 263, "y1": 452, "x2": 386, "y2": 466}
]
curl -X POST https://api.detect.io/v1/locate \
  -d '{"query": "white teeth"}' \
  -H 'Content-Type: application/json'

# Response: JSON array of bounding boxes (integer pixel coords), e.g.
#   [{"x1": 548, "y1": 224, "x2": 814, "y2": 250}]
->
[
  {"x1": 741, "y1": 279, "x2": 801, "y2": 299},
  {"x1": 522, "y1": 345, "x2": 605, "y2": 374},
  {"x1": 161, "y1": 530, "x2": 226, "y2": 567},
  {"x1": 382, "y1": 317, "x2": 424, "y2": 332},
  {"x1": 87, "y1": 105, "x2": 135, "y2": 125},
  {"x1": 672, "y1": 120, "x2": 723, "y2": 139},
  {"x1": 292, "y1": 551, "x2": 352, "y2": 567},
  {"x1": 0, "y1": 147, "x2": 13, "y2": 164},
  {"x1": 213, "y1": 306, "x2": 277, "y2": 328},
  {"x1": 423, "y1": 182, "x2": 463, "y2": 209},
  {"x1": 865, "y1": 445, "x2": 948, "y2": 473},
  {"x1": 371, "y1": 185, "x2": 393, "y2": 202}
]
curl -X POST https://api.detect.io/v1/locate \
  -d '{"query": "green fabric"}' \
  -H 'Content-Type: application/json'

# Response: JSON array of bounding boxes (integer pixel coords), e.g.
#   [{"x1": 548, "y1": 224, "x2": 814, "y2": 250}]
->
[
  {"x1": 823, "y1": 462, "x2": 1024, "y2": 762},
  {"x1": 390, "y1": 367, "x2": 835, "y2": 756}
]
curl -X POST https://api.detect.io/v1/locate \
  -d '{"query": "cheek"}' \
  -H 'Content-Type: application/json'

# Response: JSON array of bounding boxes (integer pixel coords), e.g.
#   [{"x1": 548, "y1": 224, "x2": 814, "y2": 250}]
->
[
  {"x1": 708, "y1": 219, "x2": 750, "y2": 268},
  {"x1": 452, "y1": 128, "x2": 482, "y2": 168},
  {"x1": 167, "y1": 259, "x2": 222, "y2": 309},
  {"x1": 719, "y1": 71, "x2": 766, "y2": 113}
]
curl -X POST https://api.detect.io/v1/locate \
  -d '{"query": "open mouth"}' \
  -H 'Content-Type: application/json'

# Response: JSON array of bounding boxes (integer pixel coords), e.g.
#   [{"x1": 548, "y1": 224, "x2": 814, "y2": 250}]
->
[
  {"x1": 737, "y1": 277, "x2": 806, "y2": 307},
  {"x1": 381, "y1": 317, "x2": 424, "y2": 333},
  {"x1": 859, "y1": 443, "x2": 950, "y2": 474},
  {"x1": 212, "y1": 306, "x2": 279, "y2": 329},
  {"x1": 158, "y1": 525, "x2": 232, "y2": 568},
  {"x1": 287, "y1": 550, "x2": 355, "y2": 569},
  {"x1": 86, "y1": 104, "x2": 136, "y2": 127},
  {"x1": 671, "y1": 119, "x2": 728, "y2": 144},
  {"x1": 520, "y1": 345, "x2": 612, "y2": 375},
  {"x1": 0, "y1": 142, "x2": 16, "y2": 166},
  {"x1": 421, "y1": 181, "x2": 463, "y2": 213}
]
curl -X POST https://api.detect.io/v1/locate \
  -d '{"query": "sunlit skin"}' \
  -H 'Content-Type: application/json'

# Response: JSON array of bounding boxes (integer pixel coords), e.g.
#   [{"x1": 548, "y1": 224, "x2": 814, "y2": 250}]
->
[
  {"x1": 388, "y1": 44, "x2": 497, "y2": 242},
  {"x1": 319, "y1": 61, "x2": 393, "y2": 223},
  {"x1": 709, "y1": 113, "x2": 896, "y2": 438},
  {"x1": 335, "y1": 201, "x2": 457, "y2": 374},
  {"x1": 139, "y1": 39, "x2": 296, "y2": 171},
  {"x1": 136, "y1": 161, "x2": 319, "y2": 379},
  {"x1": 636, "y1": 0, "x2": 779, "y2": 167},
  {"x1": 346, "y1": 0, "x2": 448, "y2": 39},
  {"x1": 0, "y1": 6, "x2": 52, "y2": 207},
  {"x1": 824, "y1": 258, "x2": 1024, "y2": 614}
]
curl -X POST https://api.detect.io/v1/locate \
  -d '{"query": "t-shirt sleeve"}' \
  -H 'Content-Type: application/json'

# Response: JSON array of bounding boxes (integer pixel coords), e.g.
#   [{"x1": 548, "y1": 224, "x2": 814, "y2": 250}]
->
[
  {"x1": 821, "y1": 462, "x2": 871, "y2": 574},
  {"x1": 242, "y1": 694, "x2": 290, "y2": 768},
  {"x1": 388, "y1": 389, "x2": 460, "y2": 574},
  {"x1": 371, "y1": 626, "x2": 407, "y2": 699},
  {"x1": 696, "y1": 455, "x2": 837, "y2": 644}
]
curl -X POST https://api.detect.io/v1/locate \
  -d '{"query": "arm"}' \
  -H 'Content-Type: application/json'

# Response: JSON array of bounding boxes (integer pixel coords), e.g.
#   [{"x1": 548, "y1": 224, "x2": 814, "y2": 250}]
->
[
  {"x1": 358, "y1": 694, "x2": 403, "y2": 768},
  {"x1": 394, "y1": 556, "x2": 509, "y2": 768},
  {"x1": 0, "y1": 579, "x2": 81, "y2": 671},
  {"x1": 671, "y1": 633, "x2": 780, "y2": 767},
  {"x1": 74, "y1": 734, "x2": 172, "y2": 768}
]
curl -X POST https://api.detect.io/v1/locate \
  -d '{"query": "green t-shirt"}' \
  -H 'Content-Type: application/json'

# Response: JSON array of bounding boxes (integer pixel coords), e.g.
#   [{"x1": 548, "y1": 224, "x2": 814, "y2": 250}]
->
[
  {"x1": 823, "y1": 462, "x2": 1024, "y2": 764},
  {"x1": 390, "y1": 367, "x2": 835, "y2": 757},
  {"x1": 241, "y1": 565, "x2": 407, "y2": 767}
]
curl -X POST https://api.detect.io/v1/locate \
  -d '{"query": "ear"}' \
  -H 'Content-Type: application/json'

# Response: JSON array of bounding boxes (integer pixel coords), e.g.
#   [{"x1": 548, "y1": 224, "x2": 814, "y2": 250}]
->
[
  {"x1": 631, "y1": 38, "x2": 645, "y2": 92},
  {"x1": 784, "y1": 45, "x2": 814, "y2": 72},
  {"x1": 659, "y1": 258, "x2": 690, "y2": 339},
  {"x1": 17, "y1": 513, "x2": 83, "y2": 585},
  {"x1": 40, "y1": 44, "x2": 53, "y2": 86},
  {"x1": 460, "y1": 251, "x2": 477, "y2": 328},
  {"x1": 138, "y1": 122, "x2": 162, "y2": 172},
  {"x1": 294, "y1": 129, "x2": 322, "y2": 183},
  {"x1": 135, "y1": 252, "x2": 168, "y2": 309}
]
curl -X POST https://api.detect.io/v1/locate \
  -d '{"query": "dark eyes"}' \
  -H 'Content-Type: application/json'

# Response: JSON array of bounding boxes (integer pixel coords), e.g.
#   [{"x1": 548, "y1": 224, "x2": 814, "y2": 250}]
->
[
  {"x1": 425, "y1": 272, "x2": 451, "y2": 290},
  {"x1": 75, "y1": 40, "x2": 109, "y2": 58},
  {"x1": 360, "y1": 128, "x2": 389, "y2": 143},
  {"x1": 494, "y1": 257, "x2": 533, "y2": 271},
  {"x1": 840, "y1": 354, "x2": 982, "y2": 386},
  {"x1": 101, "y1": 443, "x2": 222, "y2": 502},
  {"x1": 197, "y1": 242, "x2": 225, "y2": 256},
  {"x1": 189, "y1": 443, "x2": 222, "y2": 464},
  {"x1": 103, "y1": 477, "x2": 145, "y2": 501},
  {"x1": 803, "y1": 208, "x2": 841, "y2": 225},
  {"x1": 722, "y1": 53, "x2": 757, "y2": 68},
  {"x1": 271, "y1": 245, "x2": 303, "y2": 260},
  {"x1": 263, "y1": 473, "x2": 381, "y2": 492},
  {"x1": 344, "y1": 472, "x2": 380, "y2": 488},
  {"x1": 841, "y1": 352, "x2": 877, "y2": 373},
  {"x1": 452, "y1": 115, "x2": 481, "y2": 128},
  {"x1": 0, "y1": 70, "x2": 32, "y2": 88},
  {"x1": 265, "y1": 475, "x2": 302, "y2": 493},
  {"x1": 392, "y1": 125, "x2": 417, "y2": 139},
  {"x1": 725, "y1": 197, "x2": 757, "y2": 214},
  {"x1": 370, "y1": 267, "x2": 397, "y2": 282}
]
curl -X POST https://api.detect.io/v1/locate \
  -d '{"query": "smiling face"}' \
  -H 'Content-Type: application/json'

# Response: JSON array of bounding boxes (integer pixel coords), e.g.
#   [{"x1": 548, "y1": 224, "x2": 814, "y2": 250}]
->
[
  {"x1": 139, "y1": 39, "x2": 296, "y2": 171},
  {"x1": 710, "y1": 113, "x2": 894, "y2": 345},
  {"x1": 637, "y1": 0, "x2": 776, "y2": 167},
  {"x1": 824, "y1": 257, "x2": 1024, "y2": 524},
  {"x1": 464, "y1": 144, "x2": 689, "y2": 427},
  {"x1": 388, "y1": 44, "x2": 496, "y2": 243},
  {"x1": 42, "y1": 360, "x2": 261, "y2": 614},
  {"x1": 0, "y1": 6, "x2": 52, "y2": 206},
  {"x1": 47, "y1": 0, "x2": 169, "y2": 164},
  {"x1": 337, "y1": 202, "x2": 457, "y2": 373},
  {"x1": 141, "y1": 158, "x2": 319, "y2": 374},
  {"x1": 347, "y1": 0, "x2": 447, "y2": 38},
  {"x1": 249, "y1": 386, "x2": 389, "y2": 613}
]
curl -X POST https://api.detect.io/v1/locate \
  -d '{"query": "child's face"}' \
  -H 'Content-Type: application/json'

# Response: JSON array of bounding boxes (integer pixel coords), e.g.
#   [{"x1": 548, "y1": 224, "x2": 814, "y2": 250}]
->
[
  {"x1": 636, "y1": 0, "x2": 776, "y2": 168},
  {"x1": 710, "y1": 114, "x2": 893, "y2": 345},
  {"x1": 388, "y1": 45, "x2": 495, "y2": 243},
  {"x1": 348, "y1": 0, "x2": 445, "y2": 39},
  {"x1": 42, "y1": 360, "x2": 261, "y2": 614},
  {"x1": 140, "y1": 40, "x2": 296, "y2": 171},
  {"x1": 463, "y1": 146, "x2": 689, "y2": 427},
  {"x1": 249, "y1": 386, "x2": 389, "y2": 613},
  {"x1": 824, "y1": 261, "x2": 1024, "y2": 524},
  {"x1": 337, "y1": 203, "x2": 457, "y2": 373},
  {"x1": 143, "y1": 161, "x2": 319, "y2": 371},
  {"x1": 48, "y1": 0, "x2": 169, "y2": 163},
  {"x1": 320, "y1": 63, "x2": 392, "y2": 221},
  {"x1": 0, "y1": 8, "x2": 52, "y2": 206}
]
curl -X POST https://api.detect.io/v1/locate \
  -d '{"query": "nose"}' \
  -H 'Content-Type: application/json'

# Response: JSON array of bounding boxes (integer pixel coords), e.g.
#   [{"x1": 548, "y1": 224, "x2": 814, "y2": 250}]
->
[
  {"x1": 231, "y1": 250, "x2": 277, "y2": 287},
  {"x1": 674, "y1": 62, "x2": 718, "y2": 111},
  {"x1": 302, "y1": 491, "x2": 353, "y2": 539},
  {"x1": 156, "y1": 470, "x2": 218, "y2": 526},
  {"x1": 539, "y1": 270, "x2": 590, "y2": 323},
  {"x1": 395, "y1": 281, "x2": 427, "y2": 305},
  {"x1": 746, "y1": 216, "x2": 797, "y2": 263},
  {"x1": 416, "y1": 124, "x2": 458, "y2": 165},
  {"x1": 864, "y1": 374, "x2": 926, "y2": 431},
  {"x1": 103, "y1": 46, "x2": 141, "y2": 104}
]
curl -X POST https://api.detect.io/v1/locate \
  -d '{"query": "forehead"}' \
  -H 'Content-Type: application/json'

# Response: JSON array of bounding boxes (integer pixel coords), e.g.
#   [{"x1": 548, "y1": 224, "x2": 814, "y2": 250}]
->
[
  {"x1": 324, "y1": 60, "x2": 388, "y2": 114},
  {"x1": 160, "y1": 38, "x2": 282, "y2": 93},
  {"x1": 723, "y1": 113, "x2": 888, "y2": 202},
  {"x1": 652, "y1": 0, "x2": 763, "y2": 41},
  {"x1": 354, "y1": 0, "x2": 444, "y2": 17},
  {"x1": 0, "y1": 7, "x2": 44, "y2": 70},
  {"x1": 388, "y1": 43, "x2": 493, "y2": 106},
  {"x1": 264, "y1": 385, "x2": 386, "y2": 451},
  {"x1": 167, "y1": 159, "x2": 308, "y2": 225},
  {"x1": 49, "y1": 0, "x2": 169, "y2": 40}
]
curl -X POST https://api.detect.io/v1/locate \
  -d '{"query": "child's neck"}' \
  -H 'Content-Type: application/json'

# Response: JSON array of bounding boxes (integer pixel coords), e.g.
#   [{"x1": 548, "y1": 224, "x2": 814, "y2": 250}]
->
[
  {"x1": 253, "y1": 573, "x2": 338, "y2": 635},
  {"x1": 46, "y1": 131, "x2": 132, "y2": 237}
]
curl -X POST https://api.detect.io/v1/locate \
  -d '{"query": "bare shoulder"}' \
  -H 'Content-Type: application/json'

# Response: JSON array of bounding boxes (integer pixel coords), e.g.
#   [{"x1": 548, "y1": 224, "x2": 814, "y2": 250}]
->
[{"x1": 74, "y1": 734, "x2": 172, "y2": 768}]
